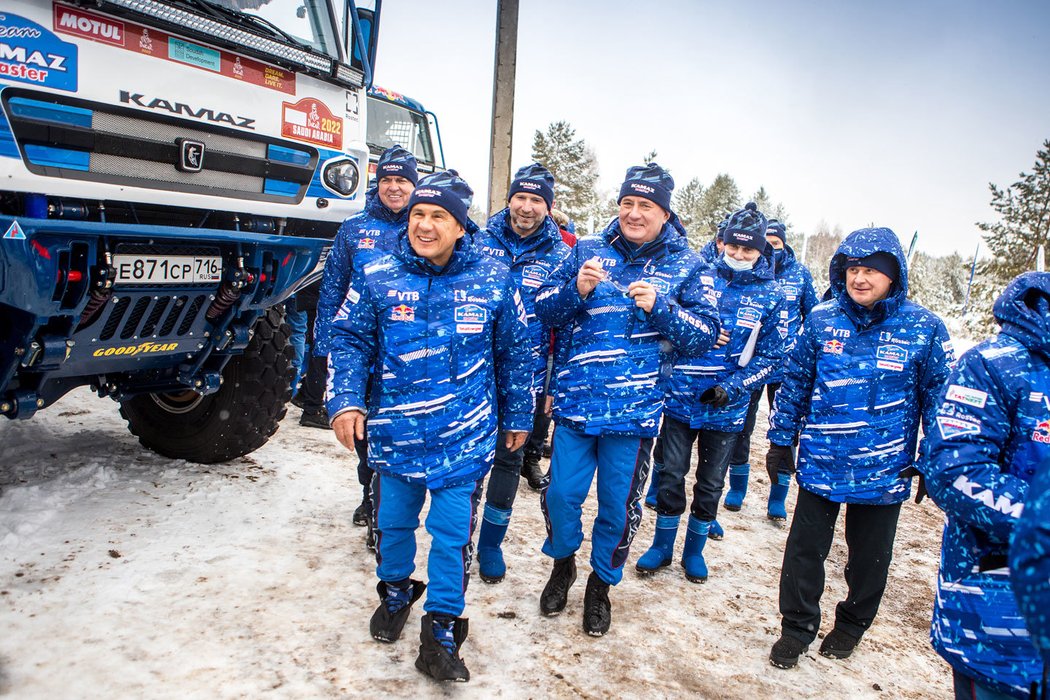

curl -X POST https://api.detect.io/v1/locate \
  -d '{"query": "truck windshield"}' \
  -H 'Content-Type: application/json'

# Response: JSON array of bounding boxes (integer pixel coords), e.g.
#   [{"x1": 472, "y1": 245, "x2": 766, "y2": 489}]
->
[
  {"x1": 367, "y1": 97, "x2": 435, "y2": 168},
  {"x1": 201, "y1": 0, "x2": 339, "y2": 59}
]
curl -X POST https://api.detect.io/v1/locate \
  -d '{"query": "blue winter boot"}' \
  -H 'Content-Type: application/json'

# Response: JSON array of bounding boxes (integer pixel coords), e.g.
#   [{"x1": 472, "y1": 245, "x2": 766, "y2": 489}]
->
[
  {"x1": 477, "y1": 504, "x2": 512, "y2": 583},
  {"x1": 681, "y1": 516, "x2": 710, "y2": 583},
  {"x1": 767, "y1": 473, "x2": 792, "y2": 521},
  {"x1": 635, "y1": 514, "x2": 680, "y2": 575},
  {"x1": 724, "y1": 463, "x2": 750, "y2": 511},
  {"x1": 644, "y1": 461, "x2": 662, "y2": 510},
  {"x1": 708, "y1": 519, "x2": 724, "y2": 541}
]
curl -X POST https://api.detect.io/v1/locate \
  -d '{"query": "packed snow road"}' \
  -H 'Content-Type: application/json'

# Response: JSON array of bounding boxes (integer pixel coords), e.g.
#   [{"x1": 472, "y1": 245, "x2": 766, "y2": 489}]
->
[{"x1": 1, "y1": 388, "x2": 951, "y2": 698}]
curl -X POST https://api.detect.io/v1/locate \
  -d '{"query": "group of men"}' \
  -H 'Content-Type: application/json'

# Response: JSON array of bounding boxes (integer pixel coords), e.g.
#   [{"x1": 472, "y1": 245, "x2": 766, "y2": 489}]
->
[{"x1": 314, "y1": 145, "x2": 1049, "y2": 695}]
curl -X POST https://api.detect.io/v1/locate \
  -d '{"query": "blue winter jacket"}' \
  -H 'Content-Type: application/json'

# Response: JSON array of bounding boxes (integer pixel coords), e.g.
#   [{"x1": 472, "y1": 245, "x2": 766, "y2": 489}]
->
[
  {"x1": 1012, "y1": 459, "x2": 1050, "y2": 668},
  {"x1": 325, "y1": 230, "x2": 534, "y2": 489},
  {"x1": 664, "y1": 251, "x2": 787, "y2": 432},
  {"x1": 535, "y1": 219, "x2": 720, "y2": 437},
  {"x1": 923, "y1": 272, "x2": 1050, "y2": 695},
  {"x1": 767, "y1": 244, "x2": 819, "y2": 384},
  {"x1": 315, "y1": 194, "x2": 408, "y2": 356},
  {"x1": 699, "y1": 239, "x2": 720, "y2": 264},
  {"x1": 767, "y1": 227, "x2": 953, "y2": 504},
  {"x1": 475, "y1": 210, "x2": 571, "y2": 391}
]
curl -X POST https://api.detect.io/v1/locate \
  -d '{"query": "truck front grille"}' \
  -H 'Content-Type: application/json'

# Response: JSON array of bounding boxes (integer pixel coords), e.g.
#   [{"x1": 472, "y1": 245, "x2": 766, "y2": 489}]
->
[{"x1": 2, "y1": 88, "x2": 317, "y2": 204}]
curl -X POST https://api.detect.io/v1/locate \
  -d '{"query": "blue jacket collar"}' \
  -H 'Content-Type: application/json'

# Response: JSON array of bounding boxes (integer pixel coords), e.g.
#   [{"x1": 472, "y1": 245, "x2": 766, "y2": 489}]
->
[
  {"x1": 602, "y1": 218, "x2": 688, "y2": 263},
  {"x1": 484, "y1": 208, "x2": 562, "y2": 257},
  {"x1": 393, "y1": 223, "x2": 480, "y2": 276},
  {"x1": 364, "y1": 189, "x2": 410, "y2": 225}
]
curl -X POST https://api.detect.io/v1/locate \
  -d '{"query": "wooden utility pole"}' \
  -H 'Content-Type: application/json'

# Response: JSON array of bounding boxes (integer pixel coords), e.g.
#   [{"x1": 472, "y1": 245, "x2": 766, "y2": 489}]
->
[{"x1": 487, "y1": 0, "x2": 518, "y2": 218}]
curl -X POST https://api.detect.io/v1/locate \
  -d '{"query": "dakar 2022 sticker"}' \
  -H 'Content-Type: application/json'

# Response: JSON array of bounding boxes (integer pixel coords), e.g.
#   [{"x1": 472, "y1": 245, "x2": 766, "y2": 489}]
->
[{"x1": 0, "y1": 13, "x2": 78, "y2": 91}]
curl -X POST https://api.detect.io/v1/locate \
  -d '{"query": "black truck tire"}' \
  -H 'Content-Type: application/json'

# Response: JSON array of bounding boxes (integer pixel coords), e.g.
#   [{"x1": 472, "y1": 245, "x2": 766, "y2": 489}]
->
[{"x1": 119, "y1": 306, "x2": 294, "y2": 463}]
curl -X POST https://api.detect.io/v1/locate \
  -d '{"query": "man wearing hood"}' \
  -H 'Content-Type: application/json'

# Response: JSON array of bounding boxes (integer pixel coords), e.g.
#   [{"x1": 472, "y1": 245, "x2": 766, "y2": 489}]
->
[
  {"x1": 765, "y1": 227, "x2": 953, "y2": 669},
  {"x1": 472, "y1": 163, "x2": 571, "y2": 584},
  {"x1": 326, "y1": 170, "x2": 533, "y2": 682},
  {"x1": 723, "y1": 219, "x2": 818, "y2": 519},
  {"x1": 922, "y1": 271, "x2": 1050, "y2": 698},
  {"x1": 636, "y1": 202, "x2": 787, "y2": 583},
  {"x1": 534, "y1": 163, "x2": 720, "y2": 636},
  {"x1": 312, "y1": 146, "x2": 419, "y2": 544}
]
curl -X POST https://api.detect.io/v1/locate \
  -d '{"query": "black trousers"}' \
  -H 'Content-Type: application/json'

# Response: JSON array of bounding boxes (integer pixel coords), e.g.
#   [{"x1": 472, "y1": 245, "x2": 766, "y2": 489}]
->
[
  {"x1": 298, "y1": 304, "x2": 328, "y2": 414},
  {"x1": 779, "y1": 485, "x2": 902, "y2": 644}
]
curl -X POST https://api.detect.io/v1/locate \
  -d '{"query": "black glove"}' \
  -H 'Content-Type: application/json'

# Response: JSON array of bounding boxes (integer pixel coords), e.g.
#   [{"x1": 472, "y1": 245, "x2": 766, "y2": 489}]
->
[
  {"x1": 765, "y1": 443, "x2": 795, "y2": 482},
  {"x1": 898, "y1": 466, "x2": 927, "y2": 504},
  {"x1": 699, "y1": 386, "x2": 729, "y2": 408}
]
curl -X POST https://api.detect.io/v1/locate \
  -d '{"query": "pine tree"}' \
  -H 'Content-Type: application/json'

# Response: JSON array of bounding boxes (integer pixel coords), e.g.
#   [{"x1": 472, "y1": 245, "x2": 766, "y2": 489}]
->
[
  {"x1": 531, "y1": 121, "x2": 602, "y2": 232},
  {"x1": 750, "y1": 187, "x2": 791, "y2": 227},
  {"x1": 968, "y1": 139, "x2": 1050, "y2": 334},
  {"x1": 672, "y1": 177, "x2": 705, "y2": 249},
  {"x1": 697, "y1": 174, "x2": 741, "y2": 239}
]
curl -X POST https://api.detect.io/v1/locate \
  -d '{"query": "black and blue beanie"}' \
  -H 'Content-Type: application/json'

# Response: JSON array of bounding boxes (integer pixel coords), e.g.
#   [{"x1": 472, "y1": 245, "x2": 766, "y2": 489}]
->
[
  {"x1": 766, "y1": 219, "x2": 787, "y2": 244},
  {"x1": 618, "y1": 163, "x2": 674, "y2": 213},
  {"x1": 723, "y1": 202, "x2": 768, "y2": 250},
  {"x1": 375, "y1": 145, "x2": 418, "y2": 185},
  {"x1": 408, "y1": 169, "x2": 473, "y2": 229},
  {"x1": 845, "y1": 252, "x2": 899, "y2": 282},
  {"x1": 509, "y1": 163, "x2": 555, "y2": 211},
  {"x1": 716, "y1": 212, "x2": 731, "y2": 241}
]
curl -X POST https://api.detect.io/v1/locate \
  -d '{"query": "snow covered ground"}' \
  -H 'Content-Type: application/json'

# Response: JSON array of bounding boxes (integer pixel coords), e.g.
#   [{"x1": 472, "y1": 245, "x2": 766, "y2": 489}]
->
[{"x1": 1, "y1": 388, "x2": 953, "y2": 698}]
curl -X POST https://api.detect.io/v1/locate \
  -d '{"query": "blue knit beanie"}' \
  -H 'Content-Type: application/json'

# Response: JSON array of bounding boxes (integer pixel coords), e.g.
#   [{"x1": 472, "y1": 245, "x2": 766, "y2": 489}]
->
[
  {"x1": 408, "y1": 169, "x2": 473, "y2": 229},
  {"x1": 845, "y1": 252, "x2": 899, "y2": 282},
  {"x1": 375, "y1": 145, "x2": 418, "y2": 185},
  {"x1": 716, "y1": 213, "x2": 730, "y2": 242},
  {"x1": 766, "y1": 219, "x2": 787, "y2": 244},
  {"x1": 618, "y1": 163, "x2": 674, "y2": 213},
  {"x1": 508, "y1": 163, "x2": 555, "y2": 211},
  {"x1": 723, "y1": 202, "x2": 768, "y2": 250}
]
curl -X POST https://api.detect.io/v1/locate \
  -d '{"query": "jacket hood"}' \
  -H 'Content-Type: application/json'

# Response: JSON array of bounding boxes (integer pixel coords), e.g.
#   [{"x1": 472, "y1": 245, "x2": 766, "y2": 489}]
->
[
  {"x1": 484, "y1": 208, "x2": 562, "y2": 254},
  {"x1": 773, "y1": 243, "x2": 799, "y2": 274},
  {"x1": 994, "y1": 271, "x2": 1050, "y2": 357},
  {"x1": 829, "y1": 227, "x2": 908, "y2": 325},
  {"x1": 393, "y1": 223, "x2": 481, "y2": 276}
]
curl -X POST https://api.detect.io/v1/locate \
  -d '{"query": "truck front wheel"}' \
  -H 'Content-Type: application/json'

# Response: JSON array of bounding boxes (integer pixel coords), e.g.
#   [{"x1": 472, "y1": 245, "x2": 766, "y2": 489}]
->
[{"x1": 119, "y1": 306, "x2": 294, "y2": 463}]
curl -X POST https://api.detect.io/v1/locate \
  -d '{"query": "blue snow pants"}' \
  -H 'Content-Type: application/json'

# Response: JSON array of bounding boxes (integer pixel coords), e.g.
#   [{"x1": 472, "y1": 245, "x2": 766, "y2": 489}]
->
[
  {"x1": 540, "y1": 424, "x2": 653, "y2": 585},
  {"x1": 372, "y1": 473, "x2": 483, "y2": 616}
]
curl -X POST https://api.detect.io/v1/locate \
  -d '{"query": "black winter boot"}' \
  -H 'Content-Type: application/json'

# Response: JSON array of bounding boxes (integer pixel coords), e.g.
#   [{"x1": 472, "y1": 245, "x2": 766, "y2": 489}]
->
[
  {"x1": 582, "y1": 572, "x2": 611, "y2": 637},
  {"x1": 369, "y1": 578, "x2": 425, "y2": 643},
  {"x1": 415, "y1": 613, "x2": 470, "y2": 682},
  {"x1": 353, "y1": 498, "x2": 371, "y2": 526},
  {"x1": 770, "y1": 634, "x2": 809, "y2": 669},
  {"x1": 521, "y1": 457, "x2": 546, "y2": 491},
  {"x1": 819, "y1": 628, "x2": 860, "y2": 659},
  {"x1": 540, "y1": 555, "x2": 577, "y2": 616}
]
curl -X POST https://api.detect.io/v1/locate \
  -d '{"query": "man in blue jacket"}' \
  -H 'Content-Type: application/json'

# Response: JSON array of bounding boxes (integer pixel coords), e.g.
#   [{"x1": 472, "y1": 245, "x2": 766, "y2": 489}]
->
[
  {"x1": 637, "y1": 202, "x2": 787, "y2": 583},
  {"x1": 304, "y1": 145, "x2": 418, "y2": 430},
  {"x1": 535, "y1": 163, "x2": 720, "y2": 636},
  {"x1": 923, "y1": 272, "x2": 1050, "y2": 698},
  {"x1": 473, "y1": 163, "x2": 571, "y2": 584},
  {"x1": 765, "y1": 227, "x2": 953, "y2": 669},
  {"x1": 326, "y1": 170, "x2": 534, "y2": 682},
  {"x1": 1012, "y1": 459, "x2": 1050, "y2": 698},
  {"x1": 723, "y1": 219, "x2": 818, "y2": 519},
  {"x1": 314, "y1": 145, "x2": 418, "y2": 542}
]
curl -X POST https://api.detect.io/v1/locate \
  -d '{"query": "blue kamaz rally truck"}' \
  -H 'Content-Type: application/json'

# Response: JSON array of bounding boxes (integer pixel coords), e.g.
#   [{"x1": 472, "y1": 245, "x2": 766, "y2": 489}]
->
[{"x1": 0, "y1": 0, "x2": 381, "y2": 462}]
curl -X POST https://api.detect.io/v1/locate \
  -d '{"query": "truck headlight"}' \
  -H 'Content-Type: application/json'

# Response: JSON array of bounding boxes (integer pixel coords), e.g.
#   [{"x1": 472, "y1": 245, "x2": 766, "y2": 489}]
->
[{"x1": 322, "y1": 158, "x2": 360, "y2": 197}]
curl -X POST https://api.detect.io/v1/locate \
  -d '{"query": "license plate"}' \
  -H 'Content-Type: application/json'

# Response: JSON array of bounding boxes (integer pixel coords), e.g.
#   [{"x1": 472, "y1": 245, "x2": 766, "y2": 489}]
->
[{"x1": 113, "y1": 254, "x2": 223, "y2": 285}]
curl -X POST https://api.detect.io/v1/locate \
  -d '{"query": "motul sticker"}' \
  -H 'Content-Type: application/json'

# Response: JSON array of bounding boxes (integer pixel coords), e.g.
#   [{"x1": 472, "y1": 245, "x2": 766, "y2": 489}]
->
[
  {"x1": 53, "y1": 5, "x2": 124, "y2": 46},
  {"x1": 282, "y1": 98, "x2": 342, "y2": 149},
  {"x1": 3, "y1": 221, "x2": 26, "y2": 240},
  {"x1": 945, "y1": 384, "x2": 988, "y2": 409}
]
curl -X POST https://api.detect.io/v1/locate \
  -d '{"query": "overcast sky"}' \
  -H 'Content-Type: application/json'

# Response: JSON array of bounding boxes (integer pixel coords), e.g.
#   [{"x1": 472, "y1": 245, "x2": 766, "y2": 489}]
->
[{"x1": 371, "y1": 0, "x2": 1050, "y2": 257}]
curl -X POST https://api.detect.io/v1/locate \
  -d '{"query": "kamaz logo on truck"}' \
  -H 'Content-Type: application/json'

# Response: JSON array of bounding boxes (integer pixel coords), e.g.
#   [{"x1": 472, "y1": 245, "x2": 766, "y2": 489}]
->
[{"x1": 119, "y1": 90, "x2": 256, "y2": 130}]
